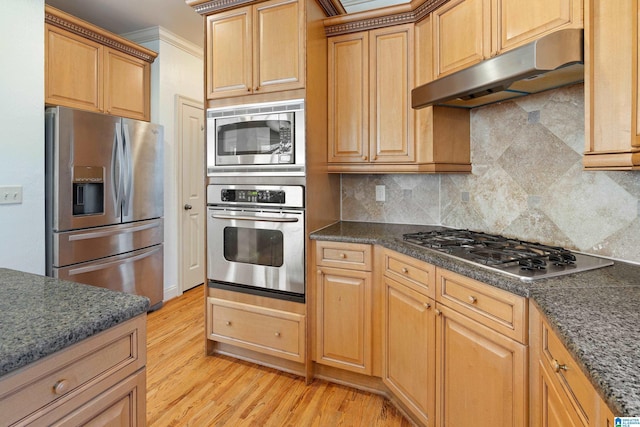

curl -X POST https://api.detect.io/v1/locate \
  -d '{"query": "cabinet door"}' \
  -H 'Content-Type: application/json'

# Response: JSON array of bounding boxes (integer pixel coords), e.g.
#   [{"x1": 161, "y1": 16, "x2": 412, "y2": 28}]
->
[
  {"x1": 369, "y1": 24, "x2": 414, "y2": 163},
  {"x1": 253, "y1": 0, "x2": 305, "y2": 93},
  {"x1": 315, "y1": 267, "x2": 372, "y2": 374},
  {"x1": 104, "y1": 48, "x2": 150, "y2": 121},
  {"x1": 45, "y1": 24, "x2": 103, "y2": 112},
  {"x1": 435, "y1": 304, "x2": 527, "y2": 427},
  {"x1": 383, "y1": 277, "x2": 435, "y2": 426},
  {"x1": 498, "y1": 0, "x2": 582, "y2": 53},
  {"x1": 206, "y1": 7, "x2": 253, "y2": 99},
  {"x1": 533, "y1": 361, "x2": 585, "y2": 427},
  {"x1": 432, "y1": 0, "x2": 494, "y2": 79},
  {"x1": 328, "y1": 32, "x2": 369, "y2": 163}
]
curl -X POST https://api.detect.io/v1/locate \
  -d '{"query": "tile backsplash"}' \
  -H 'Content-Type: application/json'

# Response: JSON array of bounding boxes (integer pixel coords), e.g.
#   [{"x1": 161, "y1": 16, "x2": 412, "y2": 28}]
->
[{"x1": 341, "y1": 84, "x2": 640, "y2": 264}]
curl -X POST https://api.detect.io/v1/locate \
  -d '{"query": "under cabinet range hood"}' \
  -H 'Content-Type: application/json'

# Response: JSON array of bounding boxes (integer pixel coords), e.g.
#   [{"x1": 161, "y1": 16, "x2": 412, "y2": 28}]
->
[{"x1": 412, "y1": 29, "x2": 584, "y2": 109}]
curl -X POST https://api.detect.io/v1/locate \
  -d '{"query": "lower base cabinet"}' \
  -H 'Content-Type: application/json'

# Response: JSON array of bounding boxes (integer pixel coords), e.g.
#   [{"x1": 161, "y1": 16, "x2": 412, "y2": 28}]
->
[
  {"x1": 382, "y1": 276, "x2": 436, "y2": 426},
  {"x1": 435, "y1": 304, "x2": 528, "y2": 427}
]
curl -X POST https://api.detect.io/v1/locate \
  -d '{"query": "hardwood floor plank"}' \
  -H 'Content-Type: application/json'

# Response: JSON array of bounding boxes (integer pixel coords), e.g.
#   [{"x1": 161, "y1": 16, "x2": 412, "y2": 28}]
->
[{"x1": 146, "y1": 285, "x2": 411, "y2": 426}]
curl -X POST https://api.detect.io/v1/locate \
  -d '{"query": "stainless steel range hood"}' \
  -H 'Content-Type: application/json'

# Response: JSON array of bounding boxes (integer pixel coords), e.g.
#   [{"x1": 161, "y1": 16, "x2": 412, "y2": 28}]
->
[{"x1": 412, "y1": 29, "x2": 584, "y2": 109}]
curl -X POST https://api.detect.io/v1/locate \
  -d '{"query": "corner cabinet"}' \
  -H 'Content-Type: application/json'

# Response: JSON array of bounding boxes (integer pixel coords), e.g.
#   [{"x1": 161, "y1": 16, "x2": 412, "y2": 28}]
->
[
  {"x1": 382, "y1": 249, "x2": 436, "y2": 427},
  {"x1": 45, "y1": 6, "x2": 155, "y2": 121},
  {"x1": 205, "y1": 0, "x2": 305, "y2": 99},
  {"x1": 583, "y1": 0, "x2": 640, "y2": 170},
  {"x1": 530, "y1": 301, "x2": 616, "y2": 426},
  {"x1": 314, "y1": 241, "x2": 373, "y2": 375}
]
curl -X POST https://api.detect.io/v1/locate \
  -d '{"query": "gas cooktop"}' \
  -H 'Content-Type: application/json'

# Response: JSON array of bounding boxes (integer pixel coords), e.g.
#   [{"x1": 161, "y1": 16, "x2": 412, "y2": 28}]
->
[{"x1": 402, "y1": 229, "x2": 613, "y2": 281}]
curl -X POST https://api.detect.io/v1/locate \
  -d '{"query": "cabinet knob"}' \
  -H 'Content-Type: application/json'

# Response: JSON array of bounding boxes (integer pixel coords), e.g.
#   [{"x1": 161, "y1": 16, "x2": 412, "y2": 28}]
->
[
  {"x1": 225, "y1": 321, "x2": 231, "y2": 326},
  {"x1": 423, "y1": 302, "x2": 431, "y2": 309},
  {"x1": 53, "y1": 379, "x2": 70, "y2": 395},
  {"x1": 468, "y1": 295, "x2": 477, "y2": 304},
  {"x1": 362, "y1": 155, "x2": 368, "y2": 161},
  {"x1": 247, "y1": 88, "x2": 251, "y2": 92},
  {"x1": 184, "y1": 204, "x2": 193, "y2": 210},
  {"x1": 401, "y1": 267, "x2": 409, "y2": 274},
  {"x1": 275, "y1": 331, "x2": 281, "y2": 337},
  {"x1": 552, "y1": 359, "x2": 568, "y2": 373},
  {"x1": 255, "y1": 87, "x2": 259, "y2": 91},
  {"x1": 435, "y1": 309, "x2": 442, "y2": 316},
  {"x1": 339, "y1": 253, "x2": 346, "y2": 258}
]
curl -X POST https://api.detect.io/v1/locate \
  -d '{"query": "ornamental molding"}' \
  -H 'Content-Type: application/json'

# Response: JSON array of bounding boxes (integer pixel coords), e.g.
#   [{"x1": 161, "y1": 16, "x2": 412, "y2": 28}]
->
[
  {"x1": 192, "y1": 0, "x2": 259, "y2": 14},
  {"x1": 45, "y1": 11, "x2": 157, "y2": 63}
]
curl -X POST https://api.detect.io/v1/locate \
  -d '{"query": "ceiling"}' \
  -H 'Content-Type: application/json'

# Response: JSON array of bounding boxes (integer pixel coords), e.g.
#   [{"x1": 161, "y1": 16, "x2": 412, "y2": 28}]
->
[{"x1": 44, "y1": 0, "x2": 408, "y2": 49}]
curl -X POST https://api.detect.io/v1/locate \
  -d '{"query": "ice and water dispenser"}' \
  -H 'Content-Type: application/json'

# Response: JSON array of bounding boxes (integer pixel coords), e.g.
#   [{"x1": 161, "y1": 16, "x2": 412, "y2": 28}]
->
[{"x1": 72, "y1": 166, "x2": 104, "y2": 216}]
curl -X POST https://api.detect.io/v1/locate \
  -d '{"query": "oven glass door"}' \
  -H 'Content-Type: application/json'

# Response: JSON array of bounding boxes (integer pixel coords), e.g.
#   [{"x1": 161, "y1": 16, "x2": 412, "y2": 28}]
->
[
  {"x1": 215, "y1": 113, "x2": 294, "y2": 166},
  {"x1": 207, "y1": 207, "x2": 304, "y2": 296}
]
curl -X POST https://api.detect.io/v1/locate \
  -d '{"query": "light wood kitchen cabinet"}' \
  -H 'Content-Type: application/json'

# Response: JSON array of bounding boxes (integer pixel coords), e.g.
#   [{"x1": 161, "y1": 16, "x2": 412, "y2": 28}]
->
[
  {"x1": 432, "y1": 0, "x2": 582, "y2": 79},
  {"x1": 530, "y1": 301, "x2": 615, "y2": 426},
  {"x1": 205, "y1": 0, "x2": 305, "y2": 100},
  {"x1": 314, "y1": 241, "x2": 373, "y2": 375},
  {"x1": 207, "y1": 297, "x2": 305, "y2": 363},
  {"x1": 328, "y1": 24, "x2": 417, "y2": 172},
  {"x1": 583, "y1": 0, "x2": 640, "y2": 170},
  {"x1": 434, "y1": 268, "x2": 528, "y2": 427},
  {"x1": 382, "y1": 249, "x2": 436, "y2": 426},
  {"x1": 0, "y1": 315, "x2": 146, "y2": 426},
  {"x1": 45, "y1": 6, "x2": 155, "y2": 121}
]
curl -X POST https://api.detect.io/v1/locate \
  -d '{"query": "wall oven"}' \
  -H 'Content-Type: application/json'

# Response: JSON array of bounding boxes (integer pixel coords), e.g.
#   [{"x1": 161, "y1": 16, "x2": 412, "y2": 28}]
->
[
  {"x1": 207, "y1": 99, "x2": 305, "y2": 176},
  {"x1": 207, "y1": 183, "x2": 305, "y2": 303}
]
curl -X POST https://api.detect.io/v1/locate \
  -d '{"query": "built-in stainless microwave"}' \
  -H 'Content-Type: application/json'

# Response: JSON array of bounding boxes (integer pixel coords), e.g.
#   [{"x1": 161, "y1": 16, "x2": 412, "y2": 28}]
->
[{"x1": 206, "y1": 99, "x2": 305, "y2": 176}]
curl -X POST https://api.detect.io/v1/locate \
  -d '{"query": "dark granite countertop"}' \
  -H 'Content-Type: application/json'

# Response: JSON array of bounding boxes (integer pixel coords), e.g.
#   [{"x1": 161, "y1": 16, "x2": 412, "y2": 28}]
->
[
  {"x1": 0, "y1": 268, "x2": 150, "y2": 377},
  {"x1": 311, "y1": 221, "x2": 640, "y2": 417}
]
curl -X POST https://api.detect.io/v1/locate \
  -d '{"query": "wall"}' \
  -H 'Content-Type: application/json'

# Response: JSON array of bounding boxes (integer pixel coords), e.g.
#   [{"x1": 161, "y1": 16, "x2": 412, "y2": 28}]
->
[
  {"x1": 0, "y1": 1, "x2": 45, "y2": 274},
  {"x1": 125, "y1": 27, "x2": 204, "y2": 301},
  {"x1": 341, "y1": 84, "x2": 640, "y2": 264}
]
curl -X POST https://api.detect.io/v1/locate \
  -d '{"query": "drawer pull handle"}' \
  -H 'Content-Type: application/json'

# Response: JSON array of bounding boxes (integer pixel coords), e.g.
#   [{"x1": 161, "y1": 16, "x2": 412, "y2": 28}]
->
[
  {"x1": 339, "y1": 253, "x2": 346, "y2": 258},
  {"x1": 552, "y1": 360, "x2": 568, "y2": 373},
  {"x1": 225, "y1": 321, "x2": 231, "y2": 326},
  {"x1": 468, "y1": 296, "x2": 477, "y2": 304},
  {"x1": 53, "y1": 379, "x2": 70, "y2": 395},
  {"x1": 275, "y1": 331, "x2": 281, "y2": 337},
  {"x1": 423, "y1": 302, "x2": 431, "y2": 309},
  {"x1": 401, "y1": 267, "x2": 409, "y2": 274}
]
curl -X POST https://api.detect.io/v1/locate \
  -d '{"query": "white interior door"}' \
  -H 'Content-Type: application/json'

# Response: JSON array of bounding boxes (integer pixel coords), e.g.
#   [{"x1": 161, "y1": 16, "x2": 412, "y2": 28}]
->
[{"x1": 177, "y1": 96, "x2": 205, "y2": 292}]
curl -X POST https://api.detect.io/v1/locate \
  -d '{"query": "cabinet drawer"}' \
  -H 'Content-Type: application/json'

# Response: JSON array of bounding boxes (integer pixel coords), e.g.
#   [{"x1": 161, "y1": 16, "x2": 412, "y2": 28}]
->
[
  {"x1": 382, "y1": 248, "x2": 435, "y2": 299},
  {"x1": 539, "y1": 316, "x2": 597, "y2": 425},
  {"x1": 207, "y1": 297, "x2": 305, "y2": 363},
  {"x1": 315, "y1": 241, "x2": 372, "y2": 271},
  {"x1": 0, "y1": 315, "x2": 145, "y2": 426},
  {"x1": 436, "y1": 269, "x2": 527, "y2": 343}
]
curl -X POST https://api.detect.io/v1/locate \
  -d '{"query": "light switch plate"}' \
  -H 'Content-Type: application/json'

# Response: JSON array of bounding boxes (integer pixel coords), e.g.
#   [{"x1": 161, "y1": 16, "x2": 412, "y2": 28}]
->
[
  {"x1": 375, "y1": 185, "x2": 385, "y2": 202},
  {"x1": 0, "y1": 186, "x2": 23, "y2": 204}
]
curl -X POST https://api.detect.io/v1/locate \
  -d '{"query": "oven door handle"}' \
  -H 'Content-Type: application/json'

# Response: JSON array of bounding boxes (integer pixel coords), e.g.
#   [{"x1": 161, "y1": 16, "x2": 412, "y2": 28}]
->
[{"x1": 210, "y1": 213, "x2": 300, "y2": 223}]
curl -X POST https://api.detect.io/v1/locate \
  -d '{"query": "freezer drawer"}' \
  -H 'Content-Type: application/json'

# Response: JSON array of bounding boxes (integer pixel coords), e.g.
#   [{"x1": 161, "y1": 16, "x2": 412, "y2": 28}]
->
[
  {"x1": 51, "y1": 218, "x2": 163, "y2": 267},
  {"x1": 53, "y1": 245, "x2": 164, "y2": 309}
]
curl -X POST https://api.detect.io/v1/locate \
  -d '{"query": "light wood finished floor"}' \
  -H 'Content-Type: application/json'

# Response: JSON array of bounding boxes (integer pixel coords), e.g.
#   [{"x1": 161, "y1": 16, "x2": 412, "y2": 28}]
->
[{"x1": 146, "y1": 285, "x2": 412, "y2": 426}]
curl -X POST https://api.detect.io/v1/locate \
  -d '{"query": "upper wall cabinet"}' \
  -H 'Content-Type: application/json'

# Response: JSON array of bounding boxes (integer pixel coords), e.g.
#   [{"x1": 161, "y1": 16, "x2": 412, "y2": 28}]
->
[
  {"x1": 583, "y1": 0, "x2": 640, "y2": 170},
  {"x1": 44, "y1": 6, "x2": 156, "y2": 121},
  {"x1": 327, "y1": 22, "x2": 471, "y2": 173},
  {"x1": 205, "y1": 0, "x2": 305, "y2": 99},
  {"x1": 433, "y1": 0, "x2": 583, "y2": 79}
]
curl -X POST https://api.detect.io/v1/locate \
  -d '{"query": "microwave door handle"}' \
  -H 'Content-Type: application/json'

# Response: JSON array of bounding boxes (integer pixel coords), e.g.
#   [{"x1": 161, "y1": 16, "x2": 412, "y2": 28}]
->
[{"x1": 210, "y1": 213, "x2": 299, "y2": 223}]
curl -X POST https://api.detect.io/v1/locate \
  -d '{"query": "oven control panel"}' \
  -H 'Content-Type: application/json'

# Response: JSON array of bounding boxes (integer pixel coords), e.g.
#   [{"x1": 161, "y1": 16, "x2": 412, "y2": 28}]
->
[{"x1": 221, "y1": 189, "x2": 285, "y2": 204}]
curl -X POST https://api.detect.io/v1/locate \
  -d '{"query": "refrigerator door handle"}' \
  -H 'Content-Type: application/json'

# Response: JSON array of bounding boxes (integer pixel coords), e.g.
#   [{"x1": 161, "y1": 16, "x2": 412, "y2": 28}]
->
[
  {"x1": 66, "y1": 245, "x2": 162, "y2": 276},
  {"x1": 113, "y1": 122, "x2": 125, "y2": 216},
  {"x1": 122, "y1": 123, "x2": 133, "y2": 216}
]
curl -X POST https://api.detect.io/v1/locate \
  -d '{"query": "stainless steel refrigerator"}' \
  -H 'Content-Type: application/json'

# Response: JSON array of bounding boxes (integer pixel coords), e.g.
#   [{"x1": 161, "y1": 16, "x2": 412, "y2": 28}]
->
[{"x1": 45, "y1": 106, "x2": 164, "y2": 311}]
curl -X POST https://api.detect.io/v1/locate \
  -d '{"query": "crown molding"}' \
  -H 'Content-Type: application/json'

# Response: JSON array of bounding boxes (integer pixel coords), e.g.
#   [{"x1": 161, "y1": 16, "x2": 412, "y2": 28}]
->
[{"x1": 123, "y1": 27, "x2": 204, "y2": 60}]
